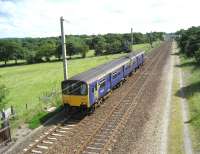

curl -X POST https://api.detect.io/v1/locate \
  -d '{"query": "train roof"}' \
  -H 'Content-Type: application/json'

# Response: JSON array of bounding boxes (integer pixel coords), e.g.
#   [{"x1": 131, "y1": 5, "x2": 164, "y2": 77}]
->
[{"x1": 66, "y1": 52, "x2": 143, "y2": 83}]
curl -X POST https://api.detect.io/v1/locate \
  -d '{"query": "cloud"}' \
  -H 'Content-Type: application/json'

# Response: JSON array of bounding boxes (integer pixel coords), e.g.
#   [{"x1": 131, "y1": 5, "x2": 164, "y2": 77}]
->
[{"x1": 0, "y1": 0, "x2": 200, "y2": 38}]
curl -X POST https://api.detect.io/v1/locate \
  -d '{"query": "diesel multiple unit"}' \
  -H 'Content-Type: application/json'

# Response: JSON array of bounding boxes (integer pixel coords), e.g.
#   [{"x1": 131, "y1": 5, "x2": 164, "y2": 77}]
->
[{"x1": 61, "y1": 52, "x2": 144, "y2": 112}]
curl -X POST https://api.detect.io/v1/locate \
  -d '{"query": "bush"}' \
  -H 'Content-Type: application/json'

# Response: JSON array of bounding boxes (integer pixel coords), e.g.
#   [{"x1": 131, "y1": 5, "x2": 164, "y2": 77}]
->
[
  {"x1": 194, "y1": 48, "x2": 200, "y2": 63},
  {"x1": 0, "y1": 83, "x2": 8, "y2": 111}
]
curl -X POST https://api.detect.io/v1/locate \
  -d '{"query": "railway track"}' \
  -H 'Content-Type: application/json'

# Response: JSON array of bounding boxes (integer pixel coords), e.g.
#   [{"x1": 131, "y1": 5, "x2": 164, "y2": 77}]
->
[
  {"x1": 76, "y1": 42, "x2": 170, "y2": 154},
  {"x1": 22, "y1": 42, "x2": 171, "y2": 154}
]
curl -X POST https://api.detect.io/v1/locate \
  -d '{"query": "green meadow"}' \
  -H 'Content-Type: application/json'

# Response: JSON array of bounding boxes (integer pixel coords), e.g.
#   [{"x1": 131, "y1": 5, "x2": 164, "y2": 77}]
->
[{"x1": 0, "y1": 42, "x2": 160, "y2": 129}]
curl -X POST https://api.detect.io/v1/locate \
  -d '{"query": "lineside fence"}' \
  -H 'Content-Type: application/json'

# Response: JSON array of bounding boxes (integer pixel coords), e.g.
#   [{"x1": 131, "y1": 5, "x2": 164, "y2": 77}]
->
[{"x1": 0, "y1": 106, "x2": 15, "y2": 146}]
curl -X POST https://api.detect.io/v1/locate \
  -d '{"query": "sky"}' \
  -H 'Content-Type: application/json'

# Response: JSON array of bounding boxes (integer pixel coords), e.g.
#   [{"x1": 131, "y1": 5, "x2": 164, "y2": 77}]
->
[{"x1": 0, "y1": 0, "x2": 199, "y2": 38}]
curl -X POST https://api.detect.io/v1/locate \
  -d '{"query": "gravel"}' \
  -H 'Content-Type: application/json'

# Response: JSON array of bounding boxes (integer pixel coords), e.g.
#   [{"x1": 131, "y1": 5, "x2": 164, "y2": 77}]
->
[{"x1": 111, "y1": 41, "x2": 172, "y2": 154}]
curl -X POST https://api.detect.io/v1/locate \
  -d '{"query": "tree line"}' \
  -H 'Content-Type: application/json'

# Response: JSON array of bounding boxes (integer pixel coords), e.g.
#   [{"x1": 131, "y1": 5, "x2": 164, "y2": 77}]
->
[
  {"x1": 0, "y1": 32, "x2": 164, "y2": 65},
  {"x1": 176, "y1": 26, "x2": 200, "y2": 63}
]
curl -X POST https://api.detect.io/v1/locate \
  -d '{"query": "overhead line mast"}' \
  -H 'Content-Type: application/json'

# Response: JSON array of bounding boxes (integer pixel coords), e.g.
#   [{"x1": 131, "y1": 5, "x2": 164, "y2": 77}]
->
[
  {"x1": 60, "y1": 16, "x2": 68, "y2": 80},
  {"x1": 131, "y1": 27, "x2": 134, "y2": 52}
]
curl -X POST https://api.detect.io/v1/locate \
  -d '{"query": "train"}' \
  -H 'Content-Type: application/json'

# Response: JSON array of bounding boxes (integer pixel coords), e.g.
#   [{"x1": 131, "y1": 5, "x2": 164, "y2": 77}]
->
[{"x1": 61, "y1": 51, "x2": 145, "y2": 113}]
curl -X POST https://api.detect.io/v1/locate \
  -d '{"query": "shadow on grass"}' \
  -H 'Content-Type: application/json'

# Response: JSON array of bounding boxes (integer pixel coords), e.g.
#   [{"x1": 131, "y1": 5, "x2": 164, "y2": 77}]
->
[
  {"x1": 175, "y1": 81, "x2": 200, "y2": 100},
  {"x1": 28, "y1": 105, "x2": 87, "y2": 129},
  {"x1": 0, "y1": 60, "x2": 62, "y2": 68},
  {"x1": 175, "y1": 61, "x2": 197, "y2": 68},
  {"x1": 0, "y1": 56, "x2": 86, "y2": 68},
  {"x1": 0, "y1": 62, "x2": 27, "y2": 68},
  {"x1": 175, "y1": 57, "x2": 200, "y2": 73},
  {"x1": 41, "y1": 106, "x2": 86, "y2": 127},
  {"x1": 184, "y1": 114, "x2": 200, "y2": 124},
  {"x1": 176, "y1": 81, "x2": 200, "y2": 124}
]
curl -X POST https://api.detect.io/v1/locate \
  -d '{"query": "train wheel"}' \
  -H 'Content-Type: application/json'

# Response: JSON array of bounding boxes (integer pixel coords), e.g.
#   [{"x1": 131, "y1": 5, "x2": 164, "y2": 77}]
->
[
  {"x1": 120, "y1": 81, "x2": 123, "y2": 86},
  {"x1": 63, "y1": 104, "x2": 70, "y2": 116},
  {"x1": 87, "y1": 105, "x2": 95, "y2": 115}
]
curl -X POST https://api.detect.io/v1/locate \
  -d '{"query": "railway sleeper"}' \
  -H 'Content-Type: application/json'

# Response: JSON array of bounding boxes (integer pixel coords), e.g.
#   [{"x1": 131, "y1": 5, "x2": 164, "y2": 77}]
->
[
  {"x1": 101, "y1": 128, "x2": 114, "y2": 132},
  {"x1": 86, "y1": 146, "x2": 102, "y2": 151},
  {"x1": 92, "y1": 142, "x2": 105, "y2": 146},
  {"x1": 47, "y1": 137, "x2": 57, "y2": 140},
  {"x1": 99, "y1": 131, "x2": 112, "y2": 136},
  {"x1": 56, "y1": 130, "x2": 66, "y2": 133},
  {"x1": 95, "y1": 135, "x2": 108, "y2": 139},
  {"x1": 31, "y1": 149, "x2": 43, "y2": 154},
  {"x1": 82, "y1": 151, "x2": 99, "y2": 154},
  {"x1": 94, "y1": 138, "x2": 106, "y2": 143},
  {"x1": 59, "y1": 127, "x2": 72, "y2": 130},
  {"x1": 51, "y1": 133, "x2": 64, "y2": 137},
  {"x1": 36, "y1": 145, "x2": 49, "y2": 150},
  {"x1": 42, "y1": 140, "x2": 53, "y2": 144}
]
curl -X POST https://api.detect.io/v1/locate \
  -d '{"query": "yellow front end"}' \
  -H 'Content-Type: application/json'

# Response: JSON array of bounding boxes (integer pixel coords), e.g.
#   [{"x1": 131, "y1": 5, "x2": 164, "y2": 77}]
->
[{"x1": 62, "y1": 95, "x2": 89, "y2": 107}]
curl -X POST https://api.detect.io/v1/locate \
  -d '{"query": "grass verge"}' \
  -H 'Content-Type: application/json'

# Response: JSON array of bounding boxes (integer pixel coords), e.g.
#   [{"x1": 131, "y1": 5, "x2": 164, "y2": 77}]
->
[
  {"x1": 168, "y1": 59, "x2": 184, "y2": 154},
  {"x1": 179, "y1": 55, "x2": 200, "y2": 152}
]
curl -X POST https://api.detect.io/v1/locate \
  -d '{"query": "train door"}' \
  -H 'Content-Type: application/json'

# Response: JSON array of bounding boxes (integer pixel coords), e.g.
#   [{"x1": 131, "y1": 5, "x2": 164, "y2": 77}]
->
[
  {"x1": 89, "y1": 82, "x2": 98, "y2": 106},
  {"x1": 94, "y1": 82, "x2": 98, "y2": 100}
]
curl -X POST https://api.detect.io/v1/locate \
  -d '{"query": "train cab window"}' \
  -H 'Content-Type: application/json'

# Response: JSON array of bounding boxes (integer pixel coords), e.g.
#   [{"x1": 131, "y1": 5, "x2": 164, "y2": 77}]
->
[
  {"x1": 80, "y1": 84, "x2": 87, "y2": 95},
  {"x1": 62, "y1": 80, "x2": 88, "y2": 96}
]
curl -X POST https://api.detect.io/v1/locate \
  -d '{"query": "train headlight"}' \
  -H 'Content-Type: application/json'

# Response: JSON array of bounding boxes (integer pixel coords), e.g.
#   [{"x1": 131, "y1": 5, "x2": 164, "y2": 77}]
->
[{"x1": 81, "y1": 102, "x2": 86, "y2": 105}]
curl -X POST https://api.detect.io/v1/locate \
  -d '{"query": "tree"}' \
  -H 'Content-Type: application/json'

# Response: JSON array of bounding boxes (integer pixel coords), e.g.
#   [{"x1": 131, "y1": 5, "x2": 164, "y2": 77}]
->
[
  {"x1": 106, "y1": 39, "x2": 123, "y2": 54},
  {"x1": 0, "y1": 40, "x2": 13, "y2": 65},
  {"x1": 24, "y1": 49, "x2": 37, "y2": 64},
  {"x1": 66, "y1": 36, "x2": 89, "y2": 58},
  {"x1": 55, "y1": 44, "x2": 62, "y2": 60},
  {"x1": 194, "y1": 48, "x2": 200, "y2": 63},
  {"x1": 93, "y1": 36, "x2": 107, "y2": 56},
  {"x1": 10, "y1": 42, "x2": 24, "y2": 64},
  {"x1": 176, "y1": 26, "x2": 200, "y2": 57},
  {"x1": 78, "y1": 43, "x2": 89, "y2": 58},
  {"x1": 38, "y1": 42, "x2": 56, "y2": 62},
  {"x1": 0, "y1": 40, "x2": 24, "y2": 65}
]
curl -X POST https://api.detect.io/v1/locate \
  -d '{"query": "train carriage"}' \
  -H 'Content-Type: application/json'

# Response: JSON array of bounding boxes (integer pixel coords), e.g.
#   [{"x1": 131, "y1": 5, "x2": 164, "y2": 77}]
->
[{"x1": 61, "y1": 51, "x2": 144, "y2": 112}]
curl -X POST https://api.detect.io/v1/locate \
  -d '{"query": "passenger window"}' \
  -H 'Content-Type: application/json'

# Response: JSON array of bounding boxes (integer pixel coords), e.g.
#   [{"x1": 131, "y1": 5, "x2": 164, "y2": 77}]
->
[
  {"x1": 99, "y1": 80, "x2": 106, "y2": 88},
  {"x1": 112, "y1": 72, "x2": 117, "y2": 79},
  {"x1": 125, "y1": 64, "x2": 131, "y2": 70}
]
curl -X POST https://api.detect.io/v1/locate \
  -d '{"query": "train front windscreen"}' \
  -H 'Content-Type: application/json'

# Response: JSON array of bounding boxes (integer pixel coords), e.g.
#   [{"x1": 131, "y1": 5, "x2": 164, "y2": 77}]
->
[{"x1": 61, "y1": 80, "x2": 88, "y2": 96}]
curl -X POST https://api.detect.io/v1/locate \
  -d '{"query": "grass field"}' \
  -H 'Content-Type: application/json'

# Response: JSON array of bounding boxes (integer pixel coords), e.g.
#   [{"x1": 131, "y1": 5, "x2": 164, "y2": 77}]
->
[
  {"x1": 179, "y1": 55, "x2": 200, "y2": 152},
  {"x1": 0, "y1": 42, "x2": 160, "y2": 129},
  {"x1": 132, "y1": 41, "x2": 161, "y2": 53}
]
